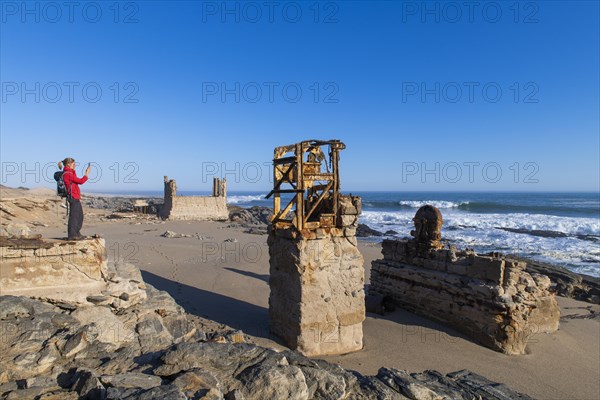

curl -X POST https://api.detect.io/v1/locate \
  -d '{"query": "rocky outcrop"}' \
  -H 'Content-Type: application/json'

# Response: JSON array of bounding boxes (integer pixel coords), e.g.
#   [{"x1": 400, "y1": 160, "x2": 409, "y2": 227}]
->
[
  {"x1": 0, "y1": 289, "x2": 535, "y2": 399},
  {"x1": 0, "y1": 262, "x2": 248, "y2": 399},
  {"x1": 369, "y1": 207, "x2": 560, "y2": 355},
  {"x1": 0, "y1": 238, "x2": 534, "y2": 399},
  {"x1": 0, "y1": 197, "x2": 65, "y2": 234},
  {"x1": 356, "y1": 223, "x2": 384, "y2": 237},
  {"x1": 228, "y1": 206, "x2": 273, "y2": 234},
  {"x1": 228, "y1": 206, "x2": 272, "y2": 226},
  {"x1": 516, "y1": 257, "x2": 599, "y2": 304},
  {"x1": 0, "y1": 236, "x2": 113, "y2": 303}
]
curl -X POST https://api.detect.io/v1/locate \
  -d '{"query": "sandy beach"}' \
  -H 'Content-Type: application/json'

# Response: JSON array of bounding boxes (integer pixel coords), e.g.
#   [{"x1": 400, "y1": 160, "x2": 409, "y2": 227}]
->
[{"x1": 31, "y1": 211, "x2": 600, "y2": 400}]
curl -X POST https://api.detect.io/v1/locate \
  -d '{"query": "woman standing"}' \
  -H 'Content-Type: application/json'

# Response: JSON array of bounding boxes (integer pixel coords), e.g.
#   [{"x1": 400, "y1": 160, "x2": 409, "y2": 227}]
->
[{"x1": 59, "y1": 157, "x2": 91, "y2": 240}]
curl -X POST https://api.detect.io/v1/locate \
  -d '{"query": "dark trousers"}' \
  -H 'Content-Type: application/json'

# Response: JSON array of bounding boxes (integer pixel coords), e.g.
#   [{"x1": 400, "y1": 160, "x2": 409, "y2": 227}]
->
[{"x1": 68, "y1": 199, "x2": 84, "y2": 239}]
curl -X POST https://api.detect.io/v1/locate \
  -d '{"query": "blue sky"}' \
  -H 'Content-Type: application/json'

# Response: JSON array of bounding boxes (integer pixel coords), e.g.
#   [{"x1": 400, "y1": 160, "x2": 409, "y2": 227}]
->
[{"x1": 1, "y1": 1, "x2": 598, "y2": 192}]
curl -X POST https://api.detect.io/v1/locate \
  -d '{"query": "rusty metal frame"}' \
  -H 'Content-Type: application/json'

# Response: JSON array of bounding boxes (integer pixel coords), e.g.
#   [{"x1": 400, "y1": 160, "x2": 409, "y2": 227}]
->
[{"x1": 266, "y1": 139, "x2": 346, "y2": 232}]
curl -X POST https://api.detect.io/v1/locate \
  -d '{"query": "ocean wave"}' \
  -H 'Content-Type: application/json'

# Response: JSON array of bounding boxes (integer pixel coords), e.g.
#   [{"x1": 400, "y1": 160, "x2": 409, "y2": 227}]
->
[
  {"x1": 457, "y1": 201, "x2": 599, "y2": 217},
  {"x1": 398, "y1": 200, "x2": 468, "y2": 209},
  {"x1": 364, "y1": 199, "x2": 599, "y2": 217},
  {"x1": 227, "y1": 195, "x2": 265, "y2": 204},
  {"x1": 446, "y1": 213, "x2": 600, "y2": 236},
  {"x1": 359, "y1": 210, "x2": 600, "y2": 277},
  {"x1": 360, "y1": 210, "x2": 600, "y2": 236}
]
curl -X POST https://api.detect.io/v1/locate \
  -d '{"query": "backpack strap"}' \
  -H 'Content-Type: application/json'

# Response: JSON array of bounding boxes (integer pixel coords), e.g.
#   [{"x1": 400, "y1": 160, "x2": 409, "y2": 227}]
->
[{"x1": 63, "y1": 170, "x2": 74, "y2": 199}]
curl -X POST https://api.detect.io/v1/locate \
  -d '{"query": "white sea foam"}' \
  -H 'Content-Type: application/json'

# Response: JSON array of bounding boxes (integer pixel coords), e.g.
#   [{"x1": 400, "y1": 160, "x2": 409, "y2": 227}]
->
[
  {"x1": 398, "y1": 200, "x2": 468, "y2": 209},
  {"x1": 362, "y1": 211, "x2": 600, "y2": 236},
  {"x1": 360, "y1": 210, "x2": 600, "y2": 277},
  {"x1": 227, "y1": 195, "x2": 265, "y2": 204}
]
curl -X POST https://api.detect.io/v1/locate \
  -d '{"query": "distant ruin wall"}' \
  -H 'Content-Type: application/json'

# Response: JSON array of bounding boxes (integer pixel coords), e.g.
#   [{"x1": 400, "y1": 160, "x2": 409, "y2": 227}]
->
[
  {"x1": 370, "y1": 238, "x2": 560, "y2": 355},
  {"x1": 166, "y1": 196, "x2": 228, "y2": 221},
  {"x1": 159, "y1": 176, "x2": 228, "y2": 221}
]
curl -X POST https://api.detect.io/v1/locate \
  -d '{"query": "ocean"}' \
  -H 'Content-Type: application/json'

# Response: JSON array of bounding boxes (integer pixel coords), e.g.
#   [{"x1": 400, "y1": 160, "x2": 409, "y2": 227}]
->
[
  {"x1": 95, "y1": 190, "x2": 600, "y2": 277},
  {"x1": 230, "y1": 191, "x2": 600, "y2": 277}
]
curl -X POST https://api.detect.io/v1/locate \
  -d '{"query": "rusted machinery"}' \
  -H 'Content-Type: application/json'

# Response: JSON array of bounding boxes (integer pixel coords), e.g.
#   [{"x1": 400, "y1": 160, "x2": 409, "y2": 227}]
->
[{"x1": 266, "y1": 140, "x2": 346, "y2": 233}]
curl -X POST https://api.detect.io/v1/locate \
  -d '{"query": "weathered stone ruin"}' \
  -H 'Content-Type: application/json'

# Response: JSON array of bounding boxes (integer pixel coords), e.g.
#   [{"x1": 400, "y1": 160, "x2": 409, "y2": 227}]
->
[
  {"x1": 159, "y1": 176, "x2": 228, "y2": 221},
  {"x1": 0, "y1": 235, "x2": 146, "y2": 306},
  {"x1": 1, "y1": 236, "x2": 108, "y2": 300},
  {"x1": 267, "y1": 140, "x2": 365, "y2": 356},
  {"x1": 369, "y1": 205, "x2": 560, "y2": 355}
]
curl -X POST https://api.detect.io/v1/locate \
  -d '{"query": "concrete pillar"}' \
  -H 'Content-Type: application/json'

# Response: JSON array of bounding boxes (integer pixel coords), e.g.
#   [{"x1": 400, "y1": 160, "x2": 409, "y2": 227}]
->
[{"x1": 268, "y1": 196, "x2": 365, "y2": 356}]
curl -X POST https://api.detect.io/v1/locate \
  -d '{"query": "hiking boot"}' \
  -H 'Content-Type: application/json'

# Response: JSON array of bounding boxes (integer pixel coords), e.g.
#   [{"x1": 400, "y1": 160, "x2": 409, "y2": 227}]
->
[{"x1": 67, "y1": 234, "x2": 86, "y2": 240}]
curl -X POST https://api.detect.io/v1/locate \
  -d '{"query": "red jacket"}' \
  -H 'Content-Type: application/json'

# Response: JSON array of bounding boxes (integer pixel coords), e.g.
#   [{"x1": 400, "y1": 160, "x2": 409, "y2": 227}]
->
[{"x1": 62, "y1": 166, "x2": 88, "y2": 200}]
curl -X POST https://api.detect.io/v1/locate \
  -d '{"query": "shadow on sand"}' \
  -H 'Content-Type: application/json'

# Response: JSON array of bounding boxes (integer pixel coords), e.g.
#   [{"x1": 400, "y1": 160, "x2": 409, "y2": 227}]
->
[
  {"x1": 141, "y1": 270, "x2": 281, "y2": 342},
  {"x1": 141, "y1": 271, "x2": 484, "y2": 352},
  {"x1": 223, "y1": 267, "x2": 270, "y2": 283}
]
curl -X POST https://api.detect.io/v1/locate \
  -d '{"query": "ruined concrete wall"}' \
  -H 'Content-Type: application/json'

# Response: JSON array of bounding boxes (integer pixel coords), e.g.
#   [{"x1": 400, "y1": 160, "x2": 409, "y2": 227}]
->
[
  {"x1": 268, "y1": 196, "x2": 365, "y2": 357},
  {"x1": 159, "y1": 176, "x2": 228, "y2": 221},
  {"x1": 168, "y1": 196, "x2": 228, "y2": 221},
  {"x1": 370, "y1": 239, "x2": 560, "y2": 354},
  {"x1": 0, "y1": 237, "x2": 109, "y2": 301}
]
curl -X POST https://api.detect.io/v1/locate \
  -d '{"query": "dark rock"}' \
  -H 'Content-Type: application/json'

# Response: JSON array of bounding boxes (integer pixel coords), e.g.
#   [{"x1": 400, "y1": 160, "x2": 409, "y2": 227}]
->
[
  {"x1": 228, "y1": 206, "x2": 272, "y2": 227},
  {"x1": 123, "y1": 384, "x2": 187, "y2": 400},
  {"x1": 496, "y1": 227, "x2": 568, "y2": 238},
  {"x1": 61, "y1": 330, "x2": 89, "y2": 358},
  {"x1": 86, "y1": 295, "x2": 112, "y2": 306},
  {"x1": 106, "y1": 386, "x2": 142, "y2": 399},
  {"x1": 155, "y1": 342, "x2": 272, "y2": 379},
  {"x1": 0, "y1": 260, "x2": 536, "y2": 400},
  {"x1": 507, "y1": 256, "x2": 600, "y2": 304},
  {"x1": 0, "y1": 295, "x2": 57, "y2": 319},
  {"x1": 71, "y1": 370, "x2": 105, "y2": 400},
  {"x1": 448, "y1": 369, "x2": 534, "y2": 399},
  {"x1": 356, "y1": 224, "x2": 384, "y2": 237},
  {"x1": 225, "y1": 389, "x2": 245, "y2": 400}
]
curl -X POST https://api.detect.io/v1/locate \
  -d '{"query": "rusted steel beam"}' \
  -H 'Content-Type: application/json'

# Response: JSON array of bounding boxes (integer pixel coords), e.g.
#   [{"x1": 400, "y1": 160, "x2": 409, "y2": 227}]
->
[{"x1": 268, "y1": 139, "x2": 346, "y2": 234}]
